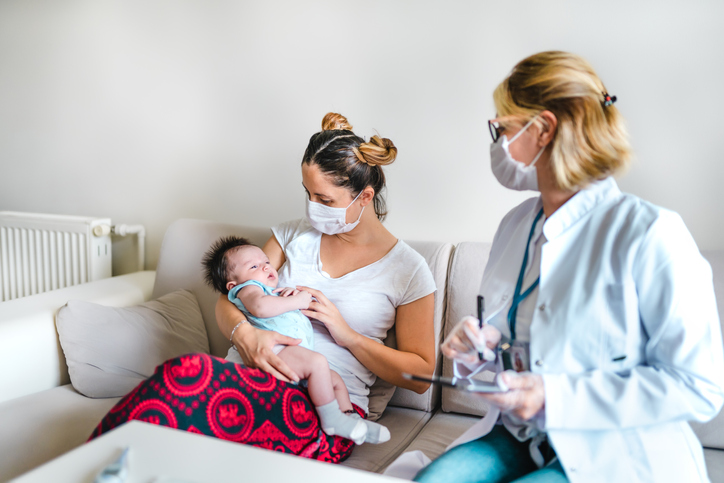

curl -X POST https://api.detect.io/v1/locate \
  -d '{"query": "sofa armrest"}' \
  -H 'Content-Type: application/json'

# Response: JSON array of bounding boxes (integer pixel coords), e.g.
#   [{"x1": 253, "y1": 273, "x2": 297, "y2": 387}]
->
[{"x1": 0, "y1": 271, "x2": 156, "y2": 404}]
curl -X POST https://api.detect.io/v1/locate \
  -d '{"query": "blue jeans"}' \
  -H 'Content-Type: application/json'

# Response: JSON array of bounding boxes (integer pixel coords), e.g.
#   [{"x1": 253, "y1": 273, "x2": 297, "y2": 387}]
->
[{"x1": 413, "y1": 425, "x2": 568, "y2": 483}]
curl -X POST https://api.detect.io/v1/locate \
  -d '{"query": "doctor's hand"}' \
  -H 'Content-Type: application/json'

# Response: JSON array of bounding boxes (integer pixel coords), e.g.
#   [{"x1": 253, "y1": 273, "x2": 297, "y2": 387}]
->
[
  {"x1": 297, "y1": 286, "x2": 358, "y2": 348},
  {"x1": 441, "y1": 316, "x2": 501, "y2": 364},
  {"x1": 480, "y1": 370, "x2": 545, "y2": 421}
]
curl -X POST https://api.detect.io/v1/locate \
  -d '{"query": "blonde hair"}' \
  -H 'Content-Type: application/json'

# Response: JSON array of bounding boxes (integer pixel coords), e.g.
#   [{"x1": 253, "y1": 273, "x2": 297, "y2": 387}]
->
[
  {"x1": 493, "y1": 51, "x2": 632, "y2": 190},
  {"x1": 303, "y1": 112, "x2": 397, "y2": 220}
]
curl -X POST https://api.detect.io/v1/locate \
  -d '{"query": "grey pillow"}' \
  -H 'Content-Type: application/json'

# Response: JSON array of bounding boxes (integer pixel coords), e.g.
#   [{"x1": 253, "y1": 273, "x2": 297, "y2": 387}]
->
[
  {"x1": 367, "y1": 378, "x2": 396, "y2": 422},
  {"x1": 366, "y1": 328, "x2": 399, "y2": 421},
  {"x1": 56, "y1": 290, "x2": 210, "y2": 398}
]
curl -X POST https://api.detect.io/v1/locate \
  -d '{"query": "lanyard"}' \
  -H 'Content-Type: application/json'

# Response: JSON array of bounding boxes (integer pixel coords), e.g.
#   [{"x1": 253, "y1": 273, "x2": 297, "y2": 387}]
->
[{"x1": 507, "y1": 208, "x2": 544, "y2": 341}]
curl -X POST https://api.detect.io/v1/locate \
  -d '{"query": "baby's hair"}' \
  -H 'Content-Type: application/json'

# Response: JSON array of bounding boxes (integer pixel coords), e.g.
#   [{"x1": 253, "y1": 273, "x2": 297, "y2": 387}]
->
[{"x1": 202, "y1": 235, "x2": 255, "y2": 295}]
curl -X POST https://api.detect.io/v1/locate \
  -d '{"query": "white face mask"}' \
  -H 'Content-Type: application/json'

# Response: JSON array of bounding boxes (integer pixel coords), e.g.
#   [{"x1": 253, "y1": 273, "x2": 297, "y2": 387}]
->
[
  {"x1": 490, "y1": 117, "x2": 545, "y2": 191},
  {"x1": 306, "y1": 191, "x2": 365, "y2": 235}
]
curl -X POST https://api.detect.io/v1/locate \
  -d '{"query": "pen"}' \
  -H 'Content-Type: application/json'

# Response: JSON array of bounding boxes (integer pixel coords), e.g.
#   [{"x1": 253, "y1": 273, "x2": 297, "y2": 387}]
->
[{"x1": 477, "y1": 295, "x2": 485, "y2": 361}]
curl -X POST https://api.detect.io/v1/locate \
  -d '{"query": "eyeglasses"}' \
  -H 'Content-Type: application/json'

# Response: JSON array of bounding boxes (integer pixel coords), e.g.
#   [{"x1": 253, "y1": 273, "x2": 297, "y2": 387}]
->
[{"x1": 488, "y1": 120, "x2": 503, "y2": 143}]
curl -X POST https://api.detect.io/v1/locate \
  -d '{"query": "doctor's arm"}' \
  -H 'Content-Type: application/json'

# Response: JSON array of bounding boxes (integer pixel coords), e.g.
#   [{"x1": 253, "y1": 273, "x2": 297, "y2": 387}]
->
[{"x1": 542, "y1": 213, "x2": 724, "y2": 431}]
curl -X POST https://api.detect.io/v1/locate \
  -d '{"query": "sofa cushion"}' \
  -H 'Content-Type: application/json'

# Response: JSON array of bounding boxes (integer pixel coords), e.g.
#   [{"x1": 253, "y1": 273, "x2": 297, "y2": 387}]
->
[
  {"x1": 341, "y1": 406, "x2": 432, "y2": 473},
  {"x1": 56, "y1": 289, "x2": 209, "y2": 398},
  {"x1": 0, "y1": 271, "x2": 155, "y2": 405},
  {"x1": 704, "y1": 448, "x2": 724, "y2": 482},
  {"x1": 402, "y1": 409, "x2": 479, "y2": 462},
  {"x1": 151, "y1": 219, "x2": 272, "y2": 358},
  {"x1": 441, "y1": 242, "x2": 495, "y2": 416},
  {"x1": 0, "y1": 384, "x2": 120, "y2": 482},
  {"x1": 690, "y1": 250, "x2": 724, "y2": 449}
]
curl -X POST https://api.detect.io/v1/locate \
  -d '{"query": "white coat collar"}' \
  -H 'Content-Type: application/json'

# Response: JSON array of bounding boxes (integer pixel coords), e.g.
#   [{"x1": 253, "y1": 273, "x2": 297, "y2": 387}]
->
[{"x1": 542, "y1": 177, "x2": 621, "y2": 241}]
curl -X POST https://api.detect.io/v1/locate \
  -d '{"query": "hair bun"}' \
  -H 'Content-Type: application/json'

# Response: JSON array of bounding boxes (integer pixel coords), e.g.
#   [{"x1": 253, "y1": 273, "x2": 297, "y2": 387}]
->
[
  {"x1": 321, "y1": 112, "x2": 353, "y2": 131},
  {"x1": 356, "y1": 135, "x2": 397, "y2": 167}
]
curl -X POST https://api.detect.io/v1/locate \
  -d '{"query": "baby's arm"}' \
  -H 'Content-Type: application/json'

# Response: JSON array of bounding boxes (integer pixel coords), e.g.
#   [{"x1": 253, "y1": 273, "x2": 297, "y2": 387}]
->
[{"x1": 237, "y1": 285, "x2": 312, "y2": 319}]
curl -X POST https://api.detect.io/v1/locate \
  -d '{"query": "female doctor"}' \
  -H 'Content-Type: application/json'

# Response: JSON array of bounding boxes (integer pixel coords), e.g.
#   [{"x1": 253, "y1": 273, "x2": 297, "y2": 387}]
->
[{"x1": 415, "y1": 51, "x2": 724, "y2": 482}]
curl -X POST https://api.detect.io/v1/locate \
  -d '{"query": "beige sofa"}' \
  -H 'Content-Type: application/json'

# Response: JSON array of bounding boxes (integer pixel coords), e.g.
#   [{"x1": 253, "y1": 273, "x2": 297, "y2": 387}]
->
[{"x1": 1, "y1": 218, "x2": 722, "y2": 482}]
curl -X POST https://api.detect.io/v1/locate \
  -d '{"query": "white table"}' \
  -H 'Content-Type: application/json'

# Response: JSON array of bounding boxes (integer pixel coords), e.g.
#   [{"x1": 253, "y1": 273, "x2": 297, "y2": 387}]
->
[{"x1": 11, "y1": 421, "x2": 398, "y2": 483}]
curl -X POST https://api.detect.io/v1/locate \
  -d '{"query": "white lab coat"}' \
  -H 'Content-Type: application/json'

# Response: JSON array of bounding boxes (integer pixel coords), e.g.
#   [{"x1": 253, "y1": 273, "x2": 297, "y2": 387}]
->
[{"x1": 385, "y1": 177, "x2": 724, "y2": 482}]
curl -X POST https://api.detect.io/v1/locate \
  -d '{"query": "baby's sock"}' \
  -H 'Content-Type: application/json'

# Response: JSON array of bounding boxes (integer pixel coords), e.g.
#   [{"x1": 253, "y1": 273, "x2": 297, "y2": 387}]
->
[
  {"x1": 316, "y1": 400, "x2": 367, "y2": 444},
  {"x1": 350, "y1": 412, "x2": 391, "y2": 444}
]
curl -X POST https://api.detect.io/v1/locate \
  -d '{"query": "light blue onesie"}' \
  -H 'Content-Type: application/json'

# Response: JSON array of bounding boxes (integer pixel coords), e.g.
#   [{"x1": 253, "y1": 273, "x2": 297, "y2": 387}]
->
[{"x1": 228, "y1": 280, "x2": 314, "y2": 350}]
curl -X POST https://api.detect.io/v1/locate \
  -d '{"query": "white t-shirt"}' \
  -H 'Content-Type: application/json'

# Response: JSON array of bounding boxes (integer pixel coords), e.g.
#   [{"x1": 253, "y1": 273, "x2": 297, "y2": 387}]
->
[{"x1": 272, "y1": 218, "x2": 436, "y2": 413}]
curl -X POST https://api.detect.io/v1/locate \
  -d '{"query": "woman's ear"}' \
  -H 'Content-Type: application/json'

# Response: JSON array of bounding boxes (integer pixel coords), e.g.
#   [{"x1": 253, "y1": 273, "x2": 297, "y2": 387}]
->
[
  {"x1": 537, "y1": 110, "x2": 558, "y2": 147},
  {"x1": 359, "y1": 186, "x2": 375, "y2": 207}
]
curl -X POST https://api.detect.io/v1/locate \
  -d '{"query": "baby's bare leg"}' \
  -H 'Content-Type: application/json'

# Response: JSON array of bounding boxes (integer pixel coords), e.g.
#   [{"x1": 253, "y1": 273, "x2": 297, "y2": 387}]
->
[
  {"x1": 330, "y1": 369, "x2": 353, "y2": 413},
  {"x1": 277, "y1": 346, "x2": 335, "y2": 406},
  {"x1": 277, "y1": 346, "x2": 385, "y2": 444}
]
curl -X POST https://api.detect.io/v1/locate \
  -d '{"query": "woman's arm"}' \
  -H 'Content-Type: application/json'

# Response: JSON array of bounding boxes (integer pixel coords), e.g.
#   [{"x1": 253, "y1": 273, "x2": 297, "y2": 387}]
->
[
  {"x1": 300, "y1": 289, "x2": 436, "y2": 393},
  {"x1": 262, "y1": 235, "x2": 285, "y2": 270},
  {"x1": 379, "y1": 294, "x2": 436, "y2": 392}
]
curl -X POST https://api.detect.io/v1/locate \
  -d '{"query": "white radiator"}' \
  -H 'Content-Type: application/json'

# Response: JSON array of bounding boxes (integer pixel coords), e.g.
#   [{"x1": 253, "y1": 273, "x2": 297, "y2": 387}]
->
[{"x1": 0, "y1": 212, "x2": 112, "y2": 302}]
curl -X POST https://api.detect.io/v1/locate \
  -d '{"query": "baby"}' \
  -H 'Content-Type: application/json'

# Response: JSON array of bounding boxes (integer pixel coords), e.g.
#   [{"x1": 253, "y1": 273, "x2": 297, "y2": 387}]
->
[{"x1": 202, "y1": 235, "x2": 390, "y2": 445}]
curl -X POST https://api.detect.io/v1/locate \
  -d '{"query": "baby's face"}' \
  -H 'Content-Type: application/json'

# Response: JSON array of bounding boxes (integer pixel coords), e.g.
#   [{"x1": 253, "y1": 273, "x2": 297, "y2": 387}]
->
[{"x1": 226, "y1": 245, "x2": 278, "y2": 292}]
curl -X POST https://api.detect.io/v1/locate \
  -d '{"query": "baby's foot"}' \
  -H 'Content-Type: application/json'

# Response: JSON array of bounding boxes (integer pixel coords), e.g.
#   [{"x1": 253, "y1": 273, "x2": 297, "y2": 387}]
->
[
  {"x1": 349, "y1": 413, "x2": 391, "y2": 444},
  {"x1": 321, "y1": 414, "x2": 368, "y2": 444},
  {"x1": 361, "y1": 419, "x2": 390, "y2": 444},
  {"x1": 317, "y1": 401, "x2": 369, "y2": 444}
]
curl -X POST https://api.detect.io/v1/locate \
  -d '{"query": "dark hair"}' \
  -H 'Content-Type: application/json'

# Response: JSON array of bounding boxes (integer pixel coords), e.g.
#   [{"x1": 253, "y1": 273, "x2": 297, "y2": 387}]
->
[
  {"x1": 202, "y1": 235, "x2": 254, "y2": 295},
  {"x1": 302, "y1": 112, "x2": 397, "y2": 221}
]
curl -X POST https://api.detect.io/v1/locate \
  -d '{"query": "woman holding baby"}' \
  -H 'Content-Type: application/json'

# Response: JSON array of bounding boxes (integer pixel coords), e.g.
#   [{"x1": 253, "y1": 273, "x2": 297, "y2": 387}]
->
[
  {"x1": 91, "y1": 112, "x2": 436, "y2": 462},
  {"x1": 217, "y1": 112, "x2": 436, "y2": 407}
]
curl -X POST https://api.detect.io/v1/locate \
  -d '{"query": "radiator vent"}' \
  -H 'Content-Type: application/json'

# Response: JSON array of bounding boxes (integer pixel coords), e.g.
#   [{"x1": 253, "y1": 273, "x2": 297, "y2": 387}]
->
[{"x1": 0, "y1": 212, "x2": 112, "y2": 302}]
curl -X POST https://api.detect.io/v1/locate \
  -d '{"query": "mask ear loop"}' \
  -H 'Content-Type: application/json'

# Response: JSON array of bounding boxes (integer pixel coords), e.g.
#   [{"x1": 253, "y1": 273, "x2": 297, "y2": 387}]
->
[
  {"x1": 528, "y1": 146, "x2": 545, "y2": 167},
  {"x1": 345, "y1": 190, "x2": 366, "y2": 225},
  {"x1": 508, "y1": 114, "x2": 540, "y2": 144},
  {"x1": 508, "y1": 114, "x2": 545, "y2": 167},
  {"x1": 345, "y1": 190, "x2": 364, "y2": 209}
]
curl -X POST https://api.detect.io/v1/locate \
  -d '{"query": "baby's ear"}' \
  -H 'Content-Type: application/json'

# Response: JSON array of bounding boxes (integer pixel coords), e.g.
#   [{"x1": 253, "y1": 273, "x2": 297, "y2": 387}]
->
[{"x1": 226, "y1": 281, "x2": 237, "y2": 292}]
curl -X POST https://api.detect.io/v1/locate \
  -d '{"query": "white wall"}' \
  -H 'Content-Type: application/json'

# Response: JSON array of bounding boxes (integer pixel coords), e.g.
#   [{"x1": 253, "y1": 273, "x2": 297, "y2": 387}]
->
[{"x1": 1, "y1": 0, "x2": 723, "y2": 272}]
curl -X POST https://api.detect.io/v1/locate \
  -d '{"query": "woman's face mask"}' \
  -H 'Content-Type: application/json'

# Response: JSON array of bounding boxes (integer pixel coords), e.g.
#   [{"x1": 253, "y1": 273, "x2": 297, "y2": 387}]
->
[
  {"x1": 306, "y1": 190, "x2": 365, "y2": 235},
  {"x1": 490, "y1": 117, "x2": 545, "y2": 191}
]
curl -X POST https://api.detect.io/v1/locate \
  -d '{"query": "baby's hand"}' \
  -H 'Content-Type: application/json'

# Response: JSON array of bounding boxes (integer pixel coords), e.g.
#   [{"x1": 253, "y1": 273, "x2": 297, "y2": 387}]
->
[
  {"x1": 274, "y1": 287, "x2": 300, "y2": 297},
  {"x1": 294, "y1": 290, "x2": 313, "y2": 310}
]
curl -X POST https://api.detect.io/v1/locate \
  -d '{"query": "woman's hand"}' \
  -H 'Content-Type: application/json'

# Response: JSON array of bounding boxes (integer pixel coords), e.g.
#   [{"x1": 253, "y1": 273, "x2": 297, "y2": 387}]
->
[
  {"x1": 297, "y1": 286, "x2": 359, "y2": 348},
  {"x1": 441, "y1": 316, "x2": 501, "y2": 364},
  {"x1": 480, "y1": 370, "x2": 546, "y2": 421},
  {"x1": 232, "y1": 322, "x2": 302, "y2": 383}
]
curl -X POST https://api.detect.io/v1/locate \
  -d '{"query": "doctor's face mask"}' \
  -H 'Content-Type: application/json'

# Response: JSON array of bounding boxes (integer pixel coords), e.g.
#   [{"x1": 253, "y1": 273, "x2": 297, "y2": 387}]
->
[{"x1": 489, "y1": 116, "x2": 545, "y2": 191}]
